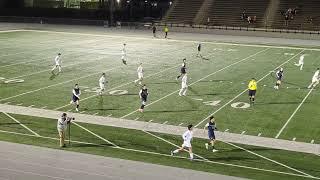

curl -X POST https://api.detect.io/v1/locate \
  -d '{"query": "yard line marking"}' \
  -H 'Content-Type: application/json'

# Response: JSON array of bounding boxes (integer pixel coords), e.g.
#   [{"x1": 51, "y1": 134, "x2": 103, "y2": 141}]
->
[
  {"x1": 20, "y1": 29, "x2": 320, "y2": 51},
  {"x1": 7, "y1": 55, "x2": 110, "y2": 80},
  {"x1": 241, "y1": 131, "x2": 246, "y2": 135},
  {"x1": 179, "y1": 123, "x2": 184, "y2": 126},
  {"x1": 258, "y1": 133, "x2": 262, "y2": 137},
  {"x1": 0, "y1": 128, "x2": 318, "y2": 179},
  {"x1": 311, "y1": 140, "x2": 315, "y2": 144},
  {"x1": 0, "y1": 40, "x2": 120, "y2": 68},
  {"x1": 134, "y1": 117, "x2": 139, "y2": 121},
  {"x1": 107, "y1": 114, "x2": 112, "y2": 117},
  {"x1": 195, "y1": 50, "x2": 305, "y2": 127},
  {"x1": 163, "y1": 121, "x2": 168, "y2": 125},
  {"x1": 293, "y1": 138, "x2": 297, "y2": 141},
  {"x1": 0, "y1": 65, "x2": 120, "y2": 102},
  {"x1": 224, "y1": 141, "x2": 315, "y2": 178},
  {"x1": 41, "y1": 106, "x2": 47, "y2": 109},
  {"x1": 55, "y1": 50, "x2": 207, "y2": 110},
  {"x1": 2, "y1": 112, "x2": 40, "y2": 137},
  {"x1": 275, "y1": 88, "x2": 313, "y2": 138},
  {"x1": 121, "y1": 48, "x2": 270, "y2": 119},
  {"x1": 72, "y1": 122, "x2": 119, "y2": 147}
]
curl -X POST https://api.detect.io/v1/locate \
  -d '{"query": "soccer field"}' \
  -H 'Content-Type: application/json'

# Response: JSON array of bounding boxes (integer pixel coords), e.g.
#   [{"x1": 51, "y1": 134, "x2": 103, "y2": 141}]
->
[{"x1": 1, "y1": 29, "x2": 320, "y2": 145}]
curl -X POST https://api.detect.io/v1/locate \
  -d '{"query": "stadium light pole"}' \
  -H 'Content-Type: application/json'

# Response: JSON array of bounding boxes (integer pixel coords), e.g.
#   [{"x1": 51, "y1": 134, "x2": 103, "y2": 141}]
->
[{"x1": 108, "y1": 0, "x2": 115, "y2": 26}]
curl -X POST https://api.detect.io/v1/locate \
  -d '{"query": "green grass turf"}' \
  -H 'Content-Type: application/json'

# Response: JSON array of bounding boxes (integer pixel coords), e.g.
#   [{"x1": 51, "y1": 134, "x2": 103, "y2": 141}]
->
[
  {"x1": 0, "y1": 30, "x2": 320, "y2": 144},
  {"x1": 0, "y1": 113, "x2": 319, "y2": 180}
]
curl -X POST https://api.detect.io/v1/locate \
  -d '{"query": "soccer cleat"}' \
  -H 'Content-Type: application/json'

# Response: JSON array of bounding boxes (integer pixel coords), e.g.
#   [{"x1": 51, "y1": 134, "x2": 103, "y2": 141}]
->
[
  {"x1": 212, "y1": 149, "x2": 218, "y2": 153},
  {"x1": 205, "y1": 143, "x2": 209, "y2": 150},
  {"x1": 76, "y1": 108, "x2": 79, "y2": 112}
]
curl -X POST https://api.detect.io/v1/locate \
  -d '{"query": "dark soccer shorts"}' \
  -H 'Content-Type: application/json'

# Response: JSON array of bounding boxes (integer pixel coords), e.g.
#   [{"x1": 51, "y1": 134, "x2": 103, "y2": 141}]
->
[
  {"x1": 249, "y1": 90, "x2": 256, "y2": 96},
  {"x1": 72, "y1": 95, "x2": 79, "y2": 102},
  {"x1": 208, "y1": 131, "x2": 216, "y2": 140}
]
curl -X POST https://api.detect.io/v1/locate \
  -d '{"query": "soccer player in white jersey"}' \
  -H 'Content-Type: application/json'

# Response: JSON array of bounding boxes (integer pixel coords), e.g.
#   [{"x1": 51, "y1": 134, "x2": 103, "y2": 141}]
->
[
  {"x1": 121, "y1": 43, "x2": 127, "y2": 65},
  {"x1": 171, "y1": 124, "x2": 194, "y2": 160},
  {"x1": 294, "y1": 54, "x2": 305, "y2": 70},
  {"x1": 134, "y1": 63, "x2": 144, "y2": 85},
  {"x1": 308, "y1": 68, "x2": 320, "y2": 89},
  {"x1": 51, "y1": 53, "x2": 62, "y2": 73},
  {"x1": 179, "y1": 73, "x2": 188, "y2": 96},
  {"x1": 98, "y1": 73, "x2": 107, "y2": 95}
]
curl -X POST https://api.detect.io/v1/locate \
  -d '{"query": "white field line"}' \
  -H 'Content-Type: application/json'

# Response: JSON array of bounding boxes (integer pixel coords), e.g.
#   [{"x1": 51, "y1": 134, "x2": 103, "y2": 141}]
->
[
  {"x1": 224, "y1": 141, "x2": 315, "y2": 177},
  {"x1": 54, "y1": 50, "x2": 207, "y2": 110},
  {"x1": 2, "y1": 112, "x2": 40, "y2": 137},
  {"x1": 0, "y1": 36, "x2": 86, "y2": 59},
  {"x1": 0, "y1": 39, "x2": 103, "y2": 68},
  {"x1": 0, "y1": 64, "x2": 121, "y2": 102},
  {"x1": 121, "y1": 48, "x2": 270, "y2": 118},
  {"x1": 275, "y1": 88, "x2": 314, "y2": 138},
  {"x1": 7, "y1": 56, "x2": 107, "y2": 80},
  {"x1": 143, "y1": 130, "x2": 210, "y2": 161},
  {"x1": 72, "y1": 122, "x2": 119, "y2": 147},
  {"x1": 0, "y1": 30, "x2": 23, "y2": 33},
  {"x1": 20, "y1": 29, "x2": 320, "y2": 51},
  {"x1": 143, "y1": 130, "x2": 319, "y2": 179},
  {"x1": 0, "y1": 44, "x2": 188, "y2": 102},
  {"x1": 0, "y1": 167, "x2": 69, "y2": 180},
  {"x1": 194, "y1": 50, "x2": 305, "y2": 127},
  {"x1": 0, "y1": 129, "x2": 318, "y2": 179},
  {"x1": 6, "y1": 40, "x2": 190, "y2": 80}
]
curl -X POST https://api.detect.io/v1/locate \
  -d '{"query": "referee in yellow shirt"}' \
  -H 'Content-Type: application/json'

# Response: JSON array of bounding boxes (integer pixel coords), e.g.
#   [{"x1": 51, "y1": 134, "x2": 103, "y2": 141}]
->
[{"x1": 248, "y1": 78, "x2": 257, "y2": 105}]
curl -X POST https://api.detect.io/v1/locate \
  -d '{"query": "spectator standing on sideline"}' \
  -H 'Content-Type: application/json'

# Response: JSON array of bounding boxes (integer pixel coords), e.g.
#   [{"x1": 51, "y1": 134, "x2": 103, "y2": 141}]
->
[{"x1": 164, "y1": 25, "x2": 169, "y2": 39}]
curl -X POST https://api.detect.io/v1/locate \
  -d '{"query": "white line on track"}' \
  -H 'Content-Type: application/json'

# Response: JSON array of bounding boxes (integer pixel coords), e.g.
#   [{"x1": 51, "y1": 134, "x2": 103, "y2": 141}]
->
[
  {"x1": 19, "y1": 29, "x2": 320, "y2": 51},
  {"x1": 0, "y1": 129, "x2": 318, "y2": 179},
  {"x1": 72, "y1": 122, "x2": 119, "y2": 147},
  {"x1": 121, "y1": 48, "x2": 270, "y2": 119},
  {"x1": 194, "y1": 50, "x2": 305, "y2": 127},
  {"x1": 0, "y1": 167, "x2": 68, "y2": 180},
  {"x1": 2, "y1": 112, "x2": 40, "y2": 137},
  {"x1": 275, "y1": 88, "x2": 314, "y2": 138}
]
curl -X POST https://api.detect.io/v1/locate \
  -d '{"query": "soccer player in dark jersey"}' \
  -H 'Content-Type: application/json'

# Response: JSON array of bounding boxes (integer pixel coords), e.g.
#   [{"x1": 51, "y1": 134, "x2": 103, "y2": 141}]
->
[
  {"x1": 138, "y1": 84, "x2": 149, "y2": 113},
  {"x1": 204, "y1": 116, "x2": 218, "y2": 152},
  {"x1": 152, "y1": 25, "x2": 157, "y2": 37},
  {"x1": 197, "y1": 43, "x2": 202, "y2": 57},
  {"x1": 274, "y1": 68, "x2": 284, "y2": 90},
  {"x1": 176, "y1": 58, "x2": 187, "y2": 80},
  {"x1": 70, "y1": 84, "x2": 81, "y2": 112}
]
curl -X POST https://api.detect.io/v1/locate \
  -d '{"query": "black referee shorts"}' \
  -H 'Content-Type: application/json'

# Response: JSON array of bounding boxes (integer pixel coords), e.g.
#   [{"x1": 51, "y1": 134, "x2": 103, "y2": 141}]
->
[{"x1": 249, "y1": 90, "x2": 256, "y2": 96}]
